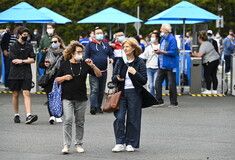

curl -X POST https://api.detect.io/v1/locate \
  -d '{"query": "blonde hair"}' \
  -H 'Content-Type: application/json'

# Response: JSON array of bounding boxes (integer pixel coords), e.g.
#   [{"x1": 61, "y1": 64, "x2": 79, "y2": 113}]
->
[
  {"x1": 122, "y1": 37, "x2": 142, "y2": 57},
  {"x1": 63, "y1": 41, "x2": 84, "y2": 60}
]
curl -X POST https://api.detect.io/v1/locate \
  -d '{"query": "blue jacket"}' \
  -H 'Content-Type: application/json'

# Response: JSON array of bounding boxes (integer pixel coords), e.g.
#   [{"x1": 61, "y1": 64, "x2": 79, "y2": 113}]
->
[
  {"x1": 223, "y1": 36, "x2": 233, "y2": 56},
  {"x1": 159, "y1": 33, "x2": 179, "y2": 69},
  {"x1": 85, "y1": 40, "x2": 114, "y2": 71}
]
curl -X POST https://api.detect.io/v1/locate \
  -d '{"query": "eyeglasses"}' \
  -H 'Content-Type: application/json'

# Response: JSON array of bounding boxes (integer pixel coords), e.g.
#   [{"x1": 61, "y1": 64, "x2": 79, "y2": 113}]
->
[
  {"x1": 50, "y1": 41, "x2": 58, "y2": 44},
  {"x1": 75, "y1": 51, "x2": 83, "y2": 54}
]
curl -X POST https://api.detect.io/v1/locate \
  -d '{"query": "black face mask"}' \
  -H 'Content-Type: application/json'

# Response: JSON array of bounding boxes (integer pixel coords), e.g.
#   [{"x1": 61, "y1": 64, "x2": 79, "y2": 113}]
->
[{"x1": 21, "y1": 36, "x2": 28, "y2": 41}]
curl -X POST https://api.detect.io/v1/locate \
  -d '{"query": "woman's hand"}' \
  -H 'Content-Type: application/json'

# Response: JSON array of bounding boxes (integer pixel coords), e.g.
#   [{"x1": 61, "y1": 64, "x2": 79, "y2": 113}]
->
[
  {"x1": 64, "y1": 75, "x2": 73, "y2": 81},
  {"x1": 85, "y1": 58, "x2": 93, "y2": 66},
  {"x1": 117, "y1": 75, "x2": 124, "y2": 81},
  {"x1": 128, "y1": 66, "x2": 136, "y2": 75},
  {"x1": 191, "y1": 52, "x2": 204, "y2": 57}
]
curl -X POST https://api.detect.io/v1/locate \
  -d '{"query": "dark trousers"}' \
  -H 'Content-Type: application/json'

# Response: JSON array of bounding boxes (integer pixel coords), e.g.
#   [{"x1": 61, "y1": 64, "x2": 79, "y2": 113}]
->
[
  {"x1": 89, "y1": 72, "x2": 107, "y2": 108},
  {"x1": 3, "y1": 55, "x2": 10, "y2": 87},
  {"x1": 113, "y1": 89, "x2": 142, "y2": 148},
  {"x1": 155, "y1": 68, "x2": 178, "y2": 105},
  {"x1": 203, "y1": 59, "x2": 219, "y2": 90},
  {"x1": 224, "y1": 55, "x2": 231, "y2": 73}
]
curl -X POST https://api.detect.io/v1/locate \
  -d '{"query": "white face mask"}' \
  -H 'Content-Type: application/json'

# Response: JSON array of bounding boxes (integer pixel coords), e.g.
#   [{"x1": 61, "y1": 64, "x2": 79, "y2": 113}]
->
[
  {"x1": 74, "y1": 54, "x2": 83, "y2": 61},
  {"x1": 47, "y1": 28, "x2": 54, "y2": 35},
  {"x1": 51, "y1": 43, "x2": 60, "y2": 49}
]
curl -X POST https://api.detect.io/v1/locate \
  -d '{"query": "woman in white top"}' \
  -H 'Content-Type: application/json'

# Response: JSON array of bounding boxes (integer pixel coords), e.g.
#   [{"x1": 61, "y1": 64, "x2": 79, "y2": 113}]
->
[{"x1": 139, "y1": 32, "x2": 160, "y2": 95}]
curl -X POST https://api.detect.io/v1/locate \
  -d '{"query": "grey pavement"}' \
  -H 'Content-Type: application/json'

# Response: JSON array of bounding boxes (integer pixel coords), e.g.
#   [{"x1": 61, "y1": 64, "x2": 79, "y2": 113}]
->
[{"x1": 0, "y1": 93, "x2": 235, "y2": 160}]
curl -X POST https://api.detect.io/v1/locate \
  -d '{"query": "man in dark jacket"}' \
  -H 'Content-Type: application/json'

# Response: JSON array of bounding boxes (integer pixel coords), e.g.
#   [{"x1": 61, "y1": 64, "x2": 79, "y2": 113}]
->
[
  {"x1": 85, "y1": 27, "x2": 114, "y2": 115},
  {"x1": 1, "y1": 25, "x2": 18, "y2": 88},
  {"x1": 9, "y1": 27, "x2": 38, "y2": 124}
]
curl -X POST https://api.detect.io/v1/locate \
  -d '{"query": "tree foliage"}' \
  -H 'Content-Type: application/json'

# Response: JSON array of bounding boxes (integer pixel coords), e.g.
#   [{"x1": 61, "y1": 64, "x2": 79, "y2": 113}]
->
[{"x1": 0, "y1": 0, "x2": 234, "y2": 44}]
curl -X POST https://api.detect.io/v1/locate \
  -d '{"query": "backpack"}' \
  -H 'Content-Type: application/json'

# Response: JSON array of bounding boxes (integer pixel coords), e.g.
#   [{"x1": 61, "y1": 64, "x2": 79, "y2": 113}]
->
[{"x1": 48, "y1": 80, "x2": 63, "y2": 118}]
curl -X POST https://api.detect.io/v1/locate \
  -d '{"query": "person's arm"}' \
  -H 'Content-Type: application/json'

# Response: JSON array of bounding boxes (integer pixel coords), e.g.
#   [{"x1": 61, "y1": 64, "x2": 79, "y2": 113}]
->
[
  {"x1": 139, "y1": 46, "x2": 149, "y2": 59},
  {"x1": 55, "y1": 62, "x2": 73, "y2": 84},
  {"x1": 84, "y1": 42, "x2": 91, "y2": 60},
  {"x1": 129, "y1": 59, "x2": 147, "y2": 85},
  {"x1": 107, "y1": 44, "x2": 114, "y2": 64},
  {"x1": 85, "y1": 59, "x2": 102, "y2": 77}
]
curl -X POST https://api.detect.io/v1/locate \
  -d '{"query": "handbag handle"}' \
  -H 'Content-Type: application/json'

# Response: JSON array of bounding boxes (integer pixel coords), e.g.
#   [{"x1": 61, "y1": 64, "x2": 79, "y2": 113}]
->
[{"x1": 52, "y1": 80, "x2": 61, "y2": 93}]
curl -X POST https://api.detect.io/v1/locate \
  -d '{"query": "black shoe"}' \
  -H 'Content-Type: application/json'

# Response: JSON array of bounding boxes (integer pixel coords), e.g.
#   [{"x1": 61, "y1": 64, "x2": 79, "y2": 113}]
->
[
  {"x1": 96, "y1": 107, "x2": 103, "y2": 114},
  {"x1": 14, "y1": 115, "x2": 21, "y2": 123},
  {"x1": 90, "y1": 107, "x2": 96, "y2": 115},
  {"x1": 25, "y1": 115, "x2": 38, "y2": 124}
]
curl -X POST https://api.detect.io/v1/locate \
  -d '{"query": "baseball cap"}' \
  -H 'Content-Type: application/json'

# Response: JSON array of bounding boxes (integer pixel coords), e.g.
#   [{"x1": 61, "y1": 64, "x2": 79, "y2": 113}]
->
[
  {"x1": 179, "y1": 35, "x2": 183, "y2": 38},
  {"x1": 207, "y1": 30, "x2": 213, "y2": 35}
]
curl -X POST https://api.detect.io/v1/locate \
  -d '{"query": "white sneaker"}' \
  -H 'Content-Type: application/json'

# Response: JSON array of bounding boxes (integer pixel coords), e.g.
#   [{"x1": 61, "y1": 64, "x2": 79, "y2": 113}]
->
[
  {"x1": 76, "y1": 145, "x2": 85, "y2": 153},
  {"x1": 56, "y1": 118, "x2": 62, "y2": 123},
  {"x1": 201, "y1": 89, "x2": 212, "y2": 95},
  {"x1": 112, "y1": 144, "x2": 125, "y2": 152},
  {"x1": 211, "y1": 90, "x2": 217, "y2": 95},
  {"x1": 126, "y1": 145, "x2": 134, "y2": 152},
  {"x1": 49, "y1": 116, "x2": 55, "y2": 124},
  {"x1": 61, "y1": 146, "x2": 69, "y2": 154}
]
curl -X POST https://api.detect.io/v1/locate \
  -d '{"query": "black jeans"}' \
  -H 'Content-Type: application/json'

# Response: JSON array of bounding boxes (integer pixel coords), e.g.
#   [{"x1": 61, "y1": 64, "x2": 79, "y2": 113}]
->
[
  {"x1": 224, "y1": 55, "x2": 231, "y2": 73},
  {"x1": 203, "y1": 59, "x2": 219, "y2": 90},
  {"x1": 155, "y1": 68, "x2": 178, "y2": 105}
]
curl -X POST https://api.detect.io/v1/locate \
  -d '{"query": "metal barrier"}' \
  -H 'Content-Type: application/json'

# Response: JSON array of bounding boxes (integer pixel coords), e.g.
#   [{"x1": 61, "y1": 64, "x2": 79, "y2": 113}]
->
[{"x1": 231, "y1": 54, "x2": 235, "y2": 96}]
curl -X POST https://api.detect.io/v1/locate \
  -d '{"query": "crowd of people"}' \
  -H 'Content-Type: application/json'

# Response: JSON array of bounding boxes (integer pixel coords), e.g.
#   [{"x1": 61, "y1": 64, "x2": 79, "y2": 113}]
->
[{"x1": 0, "y1": 23, "x2": 234, "y2": 154}]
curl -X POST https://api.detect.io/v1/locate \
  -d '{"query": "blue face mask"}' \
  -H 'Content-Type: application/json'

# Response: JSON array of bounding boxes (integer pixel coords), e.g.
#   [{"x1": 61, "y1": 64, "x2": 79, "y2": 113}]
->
[
  {"x1": 208, "y1": 36, "x2": 214, "y2": 40},
  {"x1": 150, "y1": 37, "x2": 156, "y2": 43},
  {"x1": 118, "y1": 36, "x2": 125, "y2": 42},
  {"x1": 95, "y1": 34, "x2": 104, "y2": 40},
  {"x1": 160, "y1": 32, "x2": 166, "y2": 37}
]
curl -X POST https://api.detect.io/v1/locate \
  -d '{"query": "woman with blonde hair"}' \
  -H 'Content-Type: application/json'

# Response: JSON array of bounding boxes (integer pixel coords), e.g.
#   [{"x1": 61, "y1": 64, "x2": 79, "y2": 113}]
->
[
  {"x1": 39, "y1": 35, "x2": 65, "y2": 124},
  {"x1": 111, "y1": 37, "x2": 157, "y2": 152},
  {"x1": 56, "y1": 41, "x2": 101, "y2": 154}
]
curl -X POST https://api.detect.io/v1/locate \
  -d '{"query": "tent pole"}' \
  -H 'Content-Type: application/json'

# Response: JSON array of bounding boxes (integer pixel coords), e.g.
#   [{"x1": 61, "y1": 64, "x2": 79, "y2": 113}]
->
[
  {"x1": 109, "y1": 24, "x2": 112, "y2": 41},
  {"x1": 42, "y1": 23, "x2": 46, "y2": 37}
]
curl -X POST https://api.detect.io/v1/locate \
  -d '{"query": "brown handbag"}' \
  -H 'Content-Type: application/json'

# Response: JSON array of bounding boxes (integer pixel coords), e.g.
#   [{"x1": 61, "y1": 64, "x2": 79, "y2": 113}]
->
[{"x1": 102, "y1": 90, "x2": 122, "y2": 113}]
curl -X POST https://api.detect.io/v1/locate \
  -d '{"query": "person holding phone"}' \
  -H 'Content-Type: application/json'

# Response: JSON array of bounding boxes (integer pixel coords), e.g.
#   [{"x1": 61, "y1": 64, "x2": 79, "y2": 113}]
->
[{"x1": 139, "y1": 32, "x2": 160, "y2": 96}]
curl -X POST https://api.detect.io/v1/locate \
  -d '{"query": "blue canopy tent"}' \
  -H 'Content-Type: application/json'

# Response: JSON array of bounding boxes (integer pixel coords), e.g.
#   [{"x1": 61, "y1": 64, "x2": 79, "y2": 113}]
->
[
  {"x1": 33, "y1": 7, "x2": 72, "y2": 36},
  {"x1": 0, "y1": 2, "x2": 52, "y2": 23},
  {"x1": 77, "y1": 7, "x2": 143, "y2": 39},
  {"x1": 147, "y1": 1, "x2": 221, "y2": 48}
]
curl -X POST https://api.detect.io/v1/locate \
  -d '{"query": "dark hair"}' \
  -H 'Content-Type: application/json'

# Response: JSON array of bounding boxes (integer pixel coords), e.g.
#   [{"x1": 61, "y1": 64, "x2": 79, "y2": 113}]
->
[
  {"x1": 115, "y1": 28, "x2": 124, "y2": 34},
  {"x1": 198, "y1": 30, "x2": 208, "y2": 41},
  {"x1": 17, "y1": 26, "x2": 30, "y2": 35},
  {"x1": 151, "y1": 32, "x2": 160, "y2": 43},
  {"x1": 80, "y1": 33, "x2": 87, "y2": 38},
  {"x1": 134, "y1": 35, "x2": 140, "y2": 43},
  {"x1": 47, "y1": 23, "x2": 56, "y2": 28}
]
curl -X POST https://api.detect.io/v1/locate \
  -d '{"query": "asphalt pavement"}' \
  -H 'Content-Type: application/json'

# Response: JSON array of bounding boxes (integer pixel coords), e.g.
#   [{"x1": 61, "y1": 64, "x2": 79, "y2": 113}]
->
[{"x1": 0, "y1": 93, "x2": 235, "y2": 160}]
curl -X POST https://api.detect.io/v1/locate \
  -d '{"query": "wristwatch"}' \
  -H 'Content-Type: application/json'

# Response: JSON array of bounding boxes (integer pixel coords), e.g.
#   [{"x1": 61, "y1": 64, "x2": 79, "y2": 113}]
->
[{"x1": 22, "y1": 59, "x2": 24, "y2": 64}]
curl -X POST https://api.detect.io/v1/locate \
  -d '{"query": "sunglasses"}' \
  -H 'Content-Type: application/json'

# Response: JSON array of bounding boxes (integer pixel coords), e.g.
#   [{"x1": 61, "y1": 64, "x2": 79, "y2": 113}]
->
[{"x1": 50, "y1": 41, "x2": 58, "y2": 44}]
